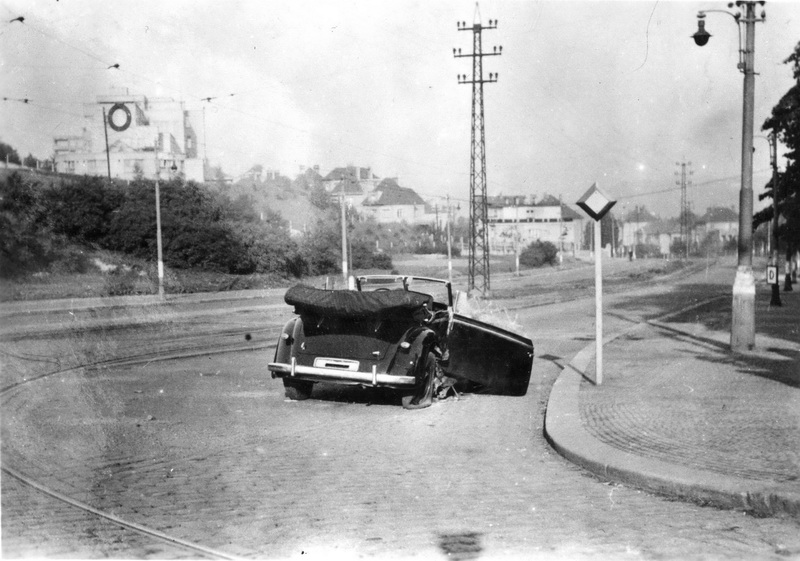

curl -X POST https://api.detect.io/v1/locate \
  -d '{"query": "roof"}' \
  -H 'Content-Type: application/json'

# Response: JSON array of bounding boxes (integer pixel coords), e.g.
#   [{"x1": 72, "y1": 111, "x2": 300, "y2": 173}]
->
[
  {"x1": 643, "y1": 218, "x2": 681, "y2": 235},
  {"x1": 329, "y1": 177, "x2": 363, "y2": 195},
  {"x1": 561, "y1": 205, "x2": 583, "y2": 220},
  {"x1": 487, "y1": 195, "x2": 527, "y2": 207},
  {"x1": 622, "y1": 205, "x2": 659, "y2": 223},
  {"x1": 363, "y1": 179, "x2": 425, "y2": 206},
  {"x1": 535, "y1": 194, "x2": 562, "y2": 207},
  {"x1": 323, "y1": 166, "x2": 376, "y2": 182},
  {"x1": 700, "y1": 206, "x2": 738, "y2": 223}
]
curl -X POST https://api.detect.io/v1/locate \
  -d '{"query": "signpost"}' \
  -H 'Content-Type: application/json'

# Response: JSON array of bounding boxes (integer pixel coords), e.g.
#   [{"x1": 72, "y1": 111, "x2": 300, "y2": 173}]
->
[
  {"x1": 766, "y1": 265, "x2": 778, "y2": 286},
  {"x1": 577, "y1": 183, "x2": 616, "y2": 385}
]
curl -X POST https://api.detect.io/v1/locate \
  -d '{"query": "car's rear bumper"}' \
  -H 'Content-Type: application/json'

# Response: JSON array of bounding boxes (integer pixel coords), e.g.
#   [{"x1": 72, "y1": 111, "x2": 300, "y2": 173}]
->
[{"x1": 268, "y1": 358, "x2": 415, "y2": 388}]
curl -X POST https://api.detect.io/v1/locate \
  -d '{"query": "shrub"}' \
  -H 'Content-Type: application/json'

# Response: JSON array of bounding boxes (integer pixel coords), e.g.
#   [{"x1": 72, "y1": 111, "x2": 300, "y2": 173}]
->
[{"x1": 519, "y1": 240, "x2": 559, "y2": 268}]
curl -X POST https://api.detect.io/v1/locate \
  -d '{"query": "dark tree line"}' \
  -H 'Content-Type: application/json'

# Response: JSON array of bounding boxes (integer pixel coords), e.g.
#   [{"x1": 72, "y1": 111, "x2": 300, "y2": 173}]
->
[
  {"x1": 0, "y1": 171, "x2": 398, "y2": 279},
  {"x1": 0, "y1": 173, "x2": 307, "y2": 277},
  {"x1": 756, "y1": 40, "x2": 800, "y2": 259}
]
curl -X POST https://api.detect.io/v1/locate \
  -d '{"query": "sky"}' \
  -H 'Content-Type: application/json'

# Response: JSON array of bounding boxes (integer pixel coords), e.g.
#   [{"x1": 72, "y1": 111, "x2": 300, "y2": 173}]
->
[{"x1": 1, "y1": 0, "x2": 798, "y2": 219}]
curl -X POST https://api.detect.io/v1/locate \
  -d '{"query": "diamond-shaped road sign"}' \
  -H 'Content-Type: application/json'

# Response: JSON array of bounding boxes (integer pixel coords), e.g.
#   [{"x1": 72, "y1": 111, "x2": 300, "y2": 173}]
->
[{"x1": 577, "y1": 182, "x2": 616, "y2": 221}]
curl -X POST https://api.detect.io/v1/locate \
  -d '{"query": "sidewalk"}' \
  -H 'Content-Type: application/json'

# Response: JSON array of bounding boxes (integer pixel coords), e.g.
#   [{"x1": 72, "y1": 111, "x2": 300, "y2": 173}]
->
[{"x1": 545, "y1": 285, "x2": 800, "y2": 518}]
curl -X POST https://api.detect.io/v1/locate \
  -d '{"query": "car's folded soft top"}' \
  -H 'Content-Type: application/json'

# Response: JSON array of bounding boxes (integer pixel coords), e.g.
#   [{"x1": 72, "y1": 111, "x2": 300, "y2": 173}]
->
[{"x1": 285, "y1": 284, "x2": 432, "y2": 318}]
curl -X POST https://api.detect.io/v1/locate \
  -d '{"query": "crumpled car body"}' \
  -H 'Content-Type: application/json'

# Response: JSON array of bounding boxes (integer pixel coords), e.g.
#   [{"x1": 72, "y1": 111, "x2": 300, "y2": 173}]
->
[{"x1": 268, "y1": 275, "x2": 534, "y2": 409}]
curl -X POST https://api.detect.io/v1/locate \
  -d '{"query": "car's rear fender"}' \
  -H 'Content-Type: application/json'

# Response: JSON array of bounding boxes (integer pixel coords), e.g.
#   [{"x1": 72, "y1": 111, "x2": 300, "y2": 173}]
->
[
  {"x1": 273, "y1": 317, "x2": 299, "y2": 364},
  {"x1": 385, "y1": 325, "x2": 439, "y2": 384}
]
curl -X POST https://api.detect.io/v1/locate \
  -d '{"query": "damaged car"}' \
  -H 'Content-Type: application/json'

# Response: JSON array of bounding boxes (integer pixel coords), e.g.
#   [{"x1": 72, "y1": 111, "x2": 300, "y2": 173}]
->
[{"x1": 268, "y1": 275, "x2": 534, "y2": 409}]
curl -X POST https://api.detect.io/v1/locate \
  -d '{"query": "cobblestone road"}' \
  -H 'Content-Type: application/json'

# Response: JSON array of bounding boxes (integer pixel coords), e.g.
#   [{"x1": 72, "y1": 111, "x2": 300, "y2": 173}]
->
[{"x1": 3, "y1": 262, "x2": 799, "y2": 559}]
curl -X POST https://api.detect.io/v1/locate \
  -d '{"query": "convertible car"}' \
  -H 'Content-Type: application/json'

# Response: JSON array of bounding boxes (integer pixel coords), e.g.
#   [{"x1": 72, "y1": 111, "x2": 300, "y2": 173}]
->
[{"x1": 268, "y1": 275, "x2": 534, "y2": 409}]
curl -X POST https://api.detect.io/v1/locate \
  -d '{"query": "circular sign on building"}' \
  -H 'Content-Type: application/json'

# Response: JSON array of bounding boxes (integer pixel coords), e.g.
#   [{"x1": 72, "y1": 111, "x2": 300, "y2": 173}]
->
[{"x1": 107, "y1": 103, "x2": 132, "y2": 132}]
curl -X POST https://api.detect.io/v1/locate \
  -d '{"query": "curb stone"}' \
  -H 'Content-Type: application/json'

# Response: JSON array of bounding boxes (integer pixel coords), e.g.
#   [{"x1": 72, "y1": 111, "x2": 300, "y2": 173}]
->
[{"x1": 544, "y1": 319, "x2": 800, "y2": 519}]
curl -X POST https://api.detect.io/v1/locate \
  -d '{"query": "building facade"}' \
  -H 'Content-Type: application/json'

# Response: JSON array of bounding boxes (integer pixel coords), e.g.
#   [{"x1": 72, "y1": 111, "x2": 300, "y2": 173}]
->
[
  {"x1": 53, "y1": 89, "x2": 205, "y2": 182},
  {"x1": 487, "y1": 195, "x2": 584, "y2": 255}
]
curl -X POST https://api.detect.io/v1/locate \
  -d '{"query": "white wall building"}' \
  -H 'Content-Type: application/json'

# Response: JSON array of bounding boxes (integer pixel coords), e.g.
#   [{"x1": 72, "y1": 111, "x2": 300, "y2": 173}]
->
[
  {"x1": 487, "y1": 195, "x2": 584, "y2": 255},
  {"x1": 53, "y1": 89, "x2": 205, "y2": 182}
]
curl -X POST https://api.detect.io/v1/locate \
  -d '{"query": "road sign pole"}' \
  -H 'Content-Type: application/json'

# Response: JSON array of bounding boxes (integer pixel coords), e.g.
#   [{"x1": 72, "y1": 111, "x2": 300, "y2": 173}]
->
[
  {"x1": 595, "y1": 218, "x2": 603, "y2": 385},
  {"x1": 576, "y1": 182, "x2": 616, "y2": 386}
]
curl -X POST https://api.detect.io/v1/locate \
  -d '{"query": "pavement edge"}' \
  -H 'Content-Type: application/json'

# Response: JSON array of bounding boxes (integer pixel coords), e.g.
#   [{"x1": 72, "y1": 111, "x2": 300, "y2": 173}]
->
[{"x1": 543, "y1": 322, "x2": 800, "y2": 519}]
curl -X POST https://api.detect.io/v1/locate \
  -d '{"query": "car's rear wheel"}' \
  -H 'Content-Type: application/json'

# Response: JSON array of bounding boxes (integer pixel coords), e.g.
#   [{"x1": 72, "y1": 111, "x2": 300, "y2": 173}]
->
[
  {"x1": 402, "y1": 352, "x2": 436, "y2": 410},
  {"x1": 283, "y1": 378, "x2": 313, "y2": 400}
]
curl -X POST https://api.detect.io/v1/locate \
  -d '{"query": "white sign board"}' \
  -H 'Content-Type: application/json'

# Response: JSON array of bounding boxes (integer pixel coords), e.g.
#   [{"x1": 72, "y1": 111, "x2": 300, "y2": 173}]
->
[{"x1": 766, "y1": 265, "x2": 778, "y2": 285}]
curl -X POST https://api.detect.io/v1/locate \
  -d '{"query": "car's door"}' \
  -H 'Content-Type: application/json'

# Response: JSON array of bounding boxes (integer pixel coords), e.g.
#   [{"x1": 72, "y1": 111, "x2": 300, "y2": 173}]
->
[{"x1": 444, "y1": 313, "x2": 534, "y2": 396}]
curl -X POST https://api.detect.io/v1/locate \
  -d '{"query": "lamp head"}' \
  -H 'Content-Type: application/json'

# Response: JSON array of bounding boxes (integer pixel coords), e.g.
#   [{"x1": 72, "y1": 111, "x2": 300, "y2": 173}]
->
[{"x1": 692, "y1": 16, "x2": 711, "y2": 47}]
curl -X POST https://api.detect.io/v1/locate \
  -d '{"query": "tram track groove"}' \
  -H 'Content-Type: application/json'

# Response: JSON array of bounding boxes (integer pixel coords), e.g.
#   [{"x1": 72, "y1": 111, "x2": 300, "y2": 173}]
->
[{"x1": 1, "y1": 261, "x2": 713, "y2": 557}]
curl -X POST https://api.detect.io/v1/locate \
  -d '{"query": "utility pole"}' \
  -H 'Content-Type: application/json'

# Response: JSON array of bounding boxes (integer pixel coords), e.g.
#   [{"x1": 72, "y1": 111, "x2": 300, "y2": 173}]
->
[
  {"x1": 340, "y1": 191, "x2": 349, "y2": 287},
  {"x1": 676, "y1": 161, "x2": 693, "y2": 259},
  {"x1": 153, "y1": 136, "x2": 164, "y2": 299},
  {"x1": 454, "y1": 5, "x2": 501, "y2": 297},
  {"x1": 446, "y1": 195, "x2": 454, "y2": 284},
  {"x1": 559, "y1": 194, "x2": 564, "y2": 264},
  {"x1": 768, "y1": 130, "x2": 781, "y2": 306},
  {"x1": 102, "y1": 107, "x2": 112, "y2": 179}
]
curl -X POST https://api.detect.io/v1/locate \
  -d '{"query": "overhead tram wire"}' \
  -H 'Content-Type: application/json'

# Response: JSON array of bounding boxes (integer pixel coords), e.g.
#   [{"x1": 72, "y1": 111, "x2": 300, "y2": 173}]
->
[
  {"x1": 616, "y1": 169, "x2": 771, "y2": 200},
  {"x1": 3, "y1": 9, "x2": 688, "y2": 197},
  {"x1": 1, "y1": 96, "x2": 89, "y2": 119},
  {"x1": 2, "y1": 10, "x2": 477, "y2": 187}
]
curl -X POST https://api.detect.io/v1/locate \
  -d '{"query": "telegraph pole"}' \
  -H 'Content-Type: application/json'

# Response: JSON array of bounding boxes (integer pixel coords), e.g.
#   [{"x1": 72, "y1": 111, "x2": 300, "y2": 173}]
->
[
  {"x1": 102, "y1": 107, "x2": 112, "y2": 179},
  {"x1": 153, "y1": 136, "x2": 164, "y2": 299},
  {"x1": 454, "y1": 5, "x2": 501, "y2": 297},
  {"x1": 676, "y1": 161, "x2": 693, "y2": 259},
  {"x1": 340, "y1": 191, "x2": 348, "y2": 286}
]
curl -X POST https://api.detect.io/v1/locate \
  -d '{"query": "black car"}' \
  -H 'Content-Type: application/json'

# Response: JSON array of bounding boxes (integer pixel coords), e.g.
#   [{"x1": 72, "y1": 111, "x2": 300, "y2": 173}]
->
[{"x1": 268, "y1": 275, "x2": 534, "y2": 409}]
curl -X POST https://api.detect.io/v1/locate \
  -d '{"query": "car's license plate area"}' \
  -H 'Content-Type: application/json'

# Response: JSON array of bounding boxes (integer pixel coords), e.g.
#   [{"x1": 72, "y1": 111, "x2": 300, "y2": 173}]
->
[{"x1": 313, "y1": 358, "x2": 360, "y2": 371}]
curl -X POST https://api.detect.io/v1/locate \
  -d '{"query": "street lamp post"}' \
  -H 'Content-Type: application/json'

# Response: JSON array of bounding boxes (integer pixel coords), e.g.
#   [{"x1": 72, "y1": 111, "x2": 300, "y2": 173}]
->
[
  {"x1": 339, "y1": 192, "x2": 349, "y2": 287},
  {"x1": 757, "y1": 132, "x2": 782, "y2": 306},
  {"x1": 693, "y1": 0, "x2": 766, "y2": 352}
]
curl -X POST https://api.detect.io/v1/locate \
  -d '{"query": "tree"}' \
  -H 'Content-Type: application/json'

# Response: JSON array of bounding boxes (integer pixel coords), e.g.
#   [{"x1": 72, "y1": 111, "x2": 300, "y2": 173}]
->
[
  {"x1": 0, "y1": 173, "x2": 56, "y2": 276},
  {"x1": 47, "y1": 175, "x2": 122, "y2": 244},
  {"x1": 758, "y1": 40, "x2": 800, "y2": 258},
  {"x1": 0, "y1": 142, "x2": 21, "y2": 165}
]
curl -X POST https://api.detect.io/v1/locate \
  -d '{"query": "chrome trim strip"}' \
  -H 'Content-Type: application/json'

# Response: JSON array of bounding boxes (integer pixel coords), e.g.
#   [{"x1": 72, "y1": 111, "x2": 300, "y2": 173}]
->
[{"x1": 268, "y1": 362, "x2": 415, "y2": 387}]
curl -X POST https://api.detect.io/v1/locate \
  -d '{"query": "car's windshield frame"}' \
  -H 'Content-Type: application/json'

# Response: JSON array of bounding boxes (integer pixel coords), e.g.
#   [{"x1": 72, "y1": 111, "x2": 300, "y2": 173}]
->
[{"x1": 356, "y1": 275, "x2": 453, "y2": 309}]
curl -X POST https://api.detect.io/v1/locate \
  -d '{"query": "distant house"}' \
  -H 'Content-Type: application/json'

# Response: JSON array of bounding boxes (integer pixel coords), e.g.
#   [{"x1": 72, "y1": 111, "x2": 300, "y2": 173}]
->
[
  {"x1": 487, "y1": 194, "x2": 584, "y2": 255},
  {"x1": 620, "y1": 205, "x2": 660, "y2": 250},
  {"x1": 697, "y1": 206, "x2": 738, "y2": 244},
  {"x1": 361, "y1": 178, "x2": 428, "y2": 224},
  {"x1": 292, "y1": 165, "x2": 323, "y2": 191},
  {"x1": 642, "y1": 217, "x2": 683, "y2": 257},
  {"x1": 322, "y1": 166, "x2": 379, "y2": 194}
]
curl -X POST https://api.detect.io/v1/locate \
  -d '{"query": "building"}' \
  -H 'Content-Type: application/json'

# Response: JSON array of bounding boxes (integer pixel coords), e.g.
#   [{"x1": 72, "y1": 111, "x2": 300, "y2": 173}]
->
[
  {"x1": 322, "y1": 166, "x2": 379, "y2": 197},
  {"x1": 697, "y1": 206, "x2": 739, "y2": 245},
  {"x1": 361, "y1": 178, "x2": 429, "y2": 224},
  {"x1": 619, "y1": 205, "x2": 659, "y2": 250},
  {"x1": 487, "y1": 194, "x2": 584, "y2": 255},
  {"x1": 53, "y1": 89, "x2": 205, "y2": 182}
]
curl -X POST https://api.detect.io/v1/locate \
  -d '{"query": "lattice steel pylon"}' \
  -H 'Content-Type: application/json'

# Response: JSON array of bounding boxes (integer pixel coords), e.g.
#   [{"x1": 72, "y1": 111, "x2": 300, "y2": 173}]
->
[{"x1": 455, "y1": 5, "x2": 501, "y2": 296}]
